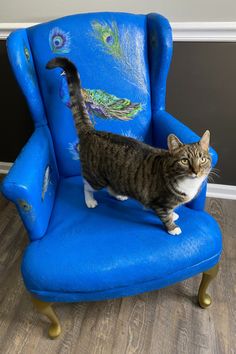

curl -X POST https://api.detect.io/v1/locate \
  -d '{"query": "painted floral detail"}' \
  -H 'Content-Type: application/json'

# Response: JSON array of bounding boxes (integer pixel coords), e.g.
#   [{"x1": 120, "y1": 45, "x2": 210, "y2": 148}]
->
[
  {"x1": 49, "y1": 27, "x2": 71, "y2": 54},
  {"x1": 59, "y1": 73, "x2": 142, "y2": 121},
  {"x1": 91, "y1": 20, "x2": 148, "y2": 94},
  {"x1": 68, "y1": 141, "x2": 80, "y2": 160}
]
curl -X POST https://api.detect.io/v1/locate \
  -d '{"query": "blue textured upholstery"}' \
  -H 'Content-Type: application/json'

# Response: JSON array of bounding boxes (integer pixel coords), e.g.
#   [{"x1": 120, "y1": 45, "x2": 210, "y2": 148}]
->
[
  {"x1": 23, "y1": 176, "x2": 221, "y2": 302},
  {"x1": 2, "y1": 12, "x2": 222, "y2": 303}
]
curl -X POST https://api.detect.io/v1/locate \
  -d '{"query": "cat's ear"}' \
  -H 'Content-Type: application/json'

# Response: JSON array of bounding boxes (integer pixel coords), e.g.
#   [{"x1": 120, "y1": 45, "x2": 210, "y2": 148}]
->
[
  {"x1": 167, "y1": 134, "x2": 183, "y2": 152},
  {"x1": 199, "y1": 130, "x2": 210, "y2": 151}
]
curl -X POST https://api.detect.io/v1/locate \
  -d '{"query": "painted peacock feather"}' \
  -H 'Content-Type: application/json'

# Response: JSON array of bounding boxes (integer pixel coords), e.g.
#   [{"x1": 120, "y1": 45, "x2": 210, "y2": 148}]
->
[
  {"x1": 22, "y1": 42, "x2": 37, "y2": 84},
  {"x1": 91, "y1": 21, "x2": 122, "y2": 59},
  {"x1": 91, "y1": 20, "x2": 148, "y2": 94},
  {"x1": 49, "y1": 27, "x2": 71, "y2": 54},
  {"x1": 82, "y1": 89, "x2": 142, "y2": 120},
  {"x1": 59, "y1": 73, "x2": 142, "y2": 121}
]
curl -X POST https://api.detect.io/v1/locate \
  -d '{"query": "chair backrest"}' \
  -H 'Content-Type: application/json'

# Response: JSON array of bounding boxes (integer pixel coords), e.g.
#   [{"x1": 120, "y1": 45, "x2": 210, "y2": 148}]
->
[{"x1": 7, "y1": 12, "x2": 173, "y2": 177}]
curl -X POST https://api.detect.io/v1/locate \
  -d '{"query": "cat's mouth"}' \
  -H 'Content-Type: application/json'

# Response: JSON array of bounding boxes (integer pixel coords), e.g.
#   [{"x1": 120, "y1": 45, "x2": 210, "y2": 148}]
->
[
  {"x1": 188, "y1": 173, "x2": 207, "y2": 179},
  {"x1": 188, "y1": 173, "x2": 199, "y2": 179}
]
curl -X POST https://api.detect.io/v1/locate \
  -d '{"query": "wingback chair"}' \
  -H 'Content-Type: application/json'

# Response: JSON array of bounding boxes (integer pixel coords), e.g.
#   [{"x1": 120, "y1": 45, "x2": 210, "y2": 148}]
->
[{"x1": 2, "y1": 12, "x2": 222, "y2": 339}]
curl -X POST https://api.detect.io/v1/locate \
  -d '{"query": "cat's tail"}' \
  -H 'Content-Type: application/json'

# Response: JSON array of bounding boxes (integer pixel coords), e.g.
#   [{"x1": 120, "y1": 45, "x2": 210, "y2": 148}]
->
[{"x1": 46, "y1": 57, "x2": 93, "y2": 135}]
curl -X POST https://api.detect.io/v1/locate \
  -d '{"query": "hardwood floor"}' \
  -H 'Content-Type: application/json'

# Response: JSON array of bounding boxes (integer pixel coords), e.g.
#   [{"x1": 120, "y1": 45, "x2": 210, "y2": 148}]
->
[{"x1": 0, "y1": 178, "x2": 235, "y2": 353}]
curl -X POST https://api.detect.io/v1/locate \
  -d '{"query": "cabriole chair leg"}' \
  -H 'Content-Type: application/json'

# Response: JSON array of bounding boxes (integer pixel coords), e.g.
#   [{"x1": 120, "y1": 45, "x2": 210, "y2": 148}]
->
[
  {"x1": 31, "y1": 297, "x2": 61, "y2": 339},
  {"x1": 198, "y1": 263, "x2": 219, "y2": 308}
]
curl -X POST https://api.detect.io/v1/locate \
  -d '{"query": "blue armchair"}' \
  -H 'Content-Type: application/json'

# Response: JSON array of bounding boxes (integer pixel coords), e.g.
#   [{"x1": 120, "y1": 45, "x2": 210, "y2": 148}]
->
[{"x1": 2, "y1": 12, "x2": 222, "y2": 339}]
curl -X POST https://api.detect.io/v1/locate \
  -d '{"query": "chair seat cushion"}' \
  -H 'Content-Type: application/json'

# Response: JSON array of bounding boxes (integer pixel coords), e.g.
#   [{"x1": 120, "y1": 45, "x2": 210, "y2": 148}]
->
[{"x1": 22, "y1": 176, "x2": 222, "y2": 302}]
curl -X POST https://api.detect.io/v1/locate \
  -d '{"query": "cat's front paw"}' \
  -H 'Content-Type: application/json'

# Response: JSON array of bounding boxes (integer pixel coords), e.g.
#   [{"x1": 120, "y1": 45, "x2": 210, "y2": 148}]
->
[
  {"x1": 172, "y1": 212, "x2": 179, "y2": 221},
  {"x1": 168, "y1": 227, "x2": 182, "y2": 236},
  {"x1": 86, "y1": 199, "x2": 98, "y2": 208}
]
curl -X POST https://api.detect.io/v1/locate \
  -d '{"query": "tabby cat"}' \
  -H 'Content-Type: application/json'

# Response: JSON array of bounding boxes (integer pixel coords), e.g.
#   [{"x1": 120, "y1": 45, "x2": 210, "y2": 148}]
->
[{"x1": 46, "y1": 58, "x2": 212, "y2": 235}]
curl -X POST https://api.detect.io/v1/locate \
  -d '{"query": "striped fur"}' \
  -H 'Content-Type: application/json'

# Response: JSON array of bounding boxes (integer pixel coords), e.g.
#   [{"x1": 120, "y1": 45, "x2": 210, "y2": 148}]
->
[{"x1": 46, "y1": 58, "x2": 212, "y2": 235}]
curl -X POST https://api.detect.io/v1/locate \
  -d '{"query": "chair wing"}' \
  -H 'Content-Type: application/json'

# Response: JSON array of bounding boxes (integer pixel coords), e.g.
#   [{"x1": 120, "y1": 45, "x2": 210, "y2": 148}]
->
[{"x1": 7, "y1": 29, "x2": 47, "y2": 127}]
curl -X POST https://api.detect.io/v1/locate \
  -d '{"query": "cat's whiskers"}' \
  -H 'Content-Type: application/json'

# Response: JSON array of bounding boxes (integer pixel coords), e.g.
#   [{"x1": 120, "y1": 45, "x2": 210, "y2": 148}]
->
[
  {"x1": 207, "y1": 175, "x2": 215, "y2": 183},
  {"x1": 208, "y1": 168, "x2": 220, "y2": 183},
  {"x1": 208, "y1": 168, "x2": 220, "y2": 182}
]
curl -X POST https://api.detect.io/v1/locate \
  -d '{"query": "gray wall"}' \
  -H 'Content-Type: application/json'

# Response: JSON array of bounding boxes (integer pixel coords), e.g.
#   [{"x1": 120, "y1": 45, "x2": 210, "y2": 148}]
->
[
  {"x1": 167, "y1": 43, "x2": 236, "y2": 186},
  {"x1": 0, "y1": 41, "x2": 33, "y2": 162},
  {"x1": 0, "y1": 40, "x2": 235, "y2": 185},
  {"x1": 1, "y1": 0, "x2": 236, "y2": 22}
]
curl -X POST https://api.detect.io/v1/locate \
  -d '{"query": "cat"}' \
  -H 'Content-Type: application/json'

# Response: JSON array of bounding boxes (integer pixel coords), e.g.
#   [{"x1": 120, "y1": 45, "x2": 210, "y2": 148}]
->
[{"x1": 46, "y1": 57, "x2": 212, "y2": 235}]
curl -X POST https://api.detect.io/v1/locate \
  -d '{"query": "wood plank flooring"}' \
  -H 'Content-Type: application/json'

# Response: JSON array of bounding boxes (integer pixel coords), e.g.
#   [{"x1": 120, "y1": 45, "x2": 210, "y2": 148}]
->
[{"x1": 0, "y1": 177, "x2": 235, "y2": 353}]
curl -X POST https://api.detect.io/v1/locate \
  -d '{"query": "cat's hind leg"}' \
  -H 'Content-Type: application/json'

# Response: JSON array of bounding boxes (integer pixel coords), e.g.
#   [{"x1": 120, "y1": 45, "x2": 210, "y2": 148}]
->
[
  {"x1": 84, "y1": 180, "x2": 98, "y2": 208},
  {"x1": 107, "y1": 187, "x2": 128, "y2": 201}
]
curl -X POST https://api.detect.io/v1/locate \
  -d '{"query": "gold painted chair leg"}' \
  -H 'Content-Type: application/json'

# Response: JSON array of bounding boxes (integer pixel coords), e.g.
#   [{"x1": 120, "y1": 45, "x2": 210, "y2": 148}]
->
[
  {"x1": 198, "y1": 263, "x2": 219, "y2": 308},
  {"x1": 31, "y1": 297, "x2": 61, "y2": 339}
]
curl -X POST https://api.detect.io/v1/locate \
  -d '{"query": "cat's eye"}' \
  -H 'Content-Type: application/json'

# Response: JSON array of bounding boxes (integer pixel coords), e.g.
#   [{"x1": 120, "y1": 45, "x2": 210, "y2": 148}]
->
[
  {"x1": 180, "y1": 158, "x2": 188, "y2": 165},
  {"x1": 200, "y1": 157, "x2": 207, "y2": 163}
]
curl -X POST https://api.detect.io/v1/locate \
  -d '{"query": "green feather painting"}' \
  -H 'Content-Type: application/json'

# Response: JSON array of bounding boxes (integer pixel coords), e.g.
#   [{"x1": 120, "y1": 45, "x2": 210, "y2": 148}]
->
[
  {"x1": 82, "y1": 89, "x2": 142, "y2": 121},
  {"x1": 59, "y1": 73, "x2": 142, "y2": 121}
]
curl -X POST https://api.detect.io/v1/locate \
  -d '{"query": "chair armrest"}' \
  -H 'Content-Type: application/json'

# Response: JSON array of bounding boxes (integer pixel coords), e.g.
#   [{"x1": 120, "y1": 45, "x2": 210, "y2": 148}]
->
[
  {"x1": 152, "y1": 110, "x2": 218, "y2": 210},
  {"x1": 1, "y1": 127, "x2": 59, "y2": 240}
]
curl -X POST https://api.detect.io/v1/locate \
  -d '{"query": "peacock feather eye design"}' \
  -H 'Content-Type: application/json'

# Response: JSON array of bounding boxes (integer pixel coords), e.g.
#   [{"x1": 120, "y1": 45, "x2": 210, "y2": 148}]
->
[
  {"x1": 24, "y1": 47, "x2": 30, "y2": 61},
  {"x1": 17, "y1": 199, "x2": 32, "y2": 212},
  {"x1": 49, "y1": 27, "x2": 71, "y2": 54},
  {"x1": 91, "y1": 21, "x2": 122, "y2": 58}
]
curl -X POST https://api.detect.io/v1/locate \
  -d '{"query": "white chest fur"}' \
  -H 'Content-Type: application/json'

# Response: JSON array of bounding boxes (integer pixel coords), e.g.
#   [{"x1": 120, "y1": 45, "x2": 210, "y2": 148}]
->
[{"x1": 177, "y1": 176, "x2": 206, "y2": 202}]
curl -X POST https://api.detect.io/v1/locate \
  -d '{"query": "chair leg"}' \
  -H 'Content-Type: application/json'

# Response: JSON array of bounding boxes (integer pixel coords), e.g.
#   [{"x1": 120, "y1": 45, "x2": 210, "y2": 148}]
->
[
  {"x1": 31, "y1": 297, "x2": 62, "y2": 339},
  {"x1": 198, "y1": 263, "x2": 219, "y2": 308}
]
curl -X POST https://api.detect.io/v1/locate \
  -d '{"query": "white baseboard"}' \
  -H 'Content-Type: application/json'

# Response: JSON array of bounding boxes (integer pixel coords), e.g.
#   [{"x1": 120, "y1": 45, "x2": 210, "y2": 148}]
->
[
  {"x1": 1, "y1": 161, "x2": 236, "y2": 200},
  {"x1": 0, "y1": 162, "x2": 13, "y2": 174},
  {"x1": 1, "y1": 21, "x2": 236, "y2": 42},
  {"x1": 0, "y1": 23, "x2": 37, "y2": 39},
  {"x1": 172, "y1": 22, "x2": 236, "y2": 42},
  {"x1": 207, "y1": 183, "x2": 236, "y2": 200}
]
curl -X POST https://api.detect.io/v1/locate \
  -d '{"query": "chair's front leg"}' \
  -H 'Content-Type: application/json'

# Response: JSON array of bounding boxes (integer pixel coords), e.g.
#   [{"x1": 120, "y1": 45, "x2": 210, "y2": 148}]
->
[
  {"x1": 31, "y1": 297, "x2": 61, "y2": 339},
  {"x1": 198, "y1": 263, "x2": 219, "y2": 308}
]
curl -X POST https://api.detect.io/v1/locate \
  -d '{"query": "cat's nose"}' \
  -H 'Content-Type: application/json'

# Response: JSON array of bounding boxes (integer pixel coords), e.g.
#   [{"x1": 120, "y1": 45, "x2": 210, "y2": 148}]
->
[
  {"x1": 192, "y1": 162, "x2": 199, "y2": 175},
  {"x1": 192, "y1": 168, "x2": 198, "y2": 176}
]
